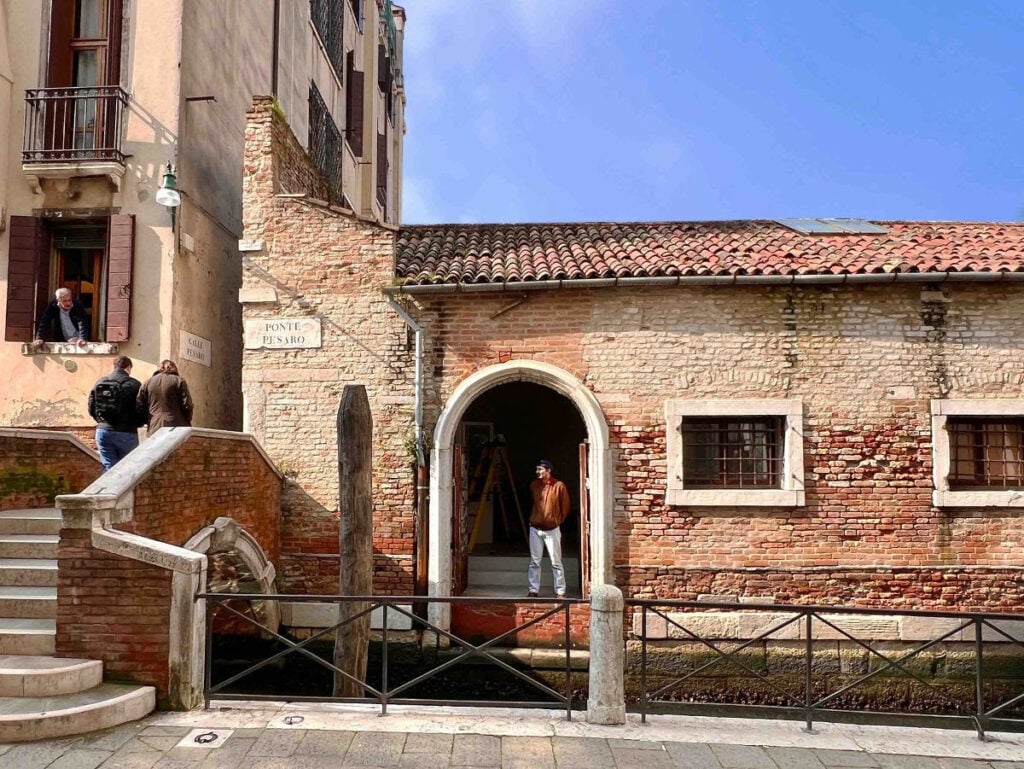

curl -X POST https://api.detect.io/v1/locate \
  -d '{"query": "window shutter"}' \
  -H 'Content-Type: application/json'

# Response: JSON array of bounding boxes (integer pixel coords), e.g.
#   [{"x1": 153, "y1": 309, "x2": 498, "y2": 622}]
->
[
  {"x1": 345, "y1": 51, "x2": 364, "y2": 156},
  {"x1": 377, "y1": 45, "x2": 389, "y2": 90},
  {"x1": 5, "y1": 217, "x2": 50, "y2": 342},
  {"x1": 376, "y1": 128, "x2": 388, "y2": 210},
  {"x1": 104, "y1": 214, "x2": 134, "y2": 342},
  {"x1": 46, "y1": 0, "x2": 75, "y2": 87}
]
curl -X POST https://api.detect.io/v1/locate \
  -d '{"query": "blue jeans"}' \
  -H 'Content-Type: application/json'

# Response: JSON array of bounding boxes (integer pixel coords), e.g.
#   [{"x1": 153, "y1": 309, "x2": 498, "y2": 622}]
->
[
  {"x1": 96, "y1": 428, "x2": 139, "y2": 471},
  {"x1": 528, "y1": 525, "x2": 566, "y2": 595}
]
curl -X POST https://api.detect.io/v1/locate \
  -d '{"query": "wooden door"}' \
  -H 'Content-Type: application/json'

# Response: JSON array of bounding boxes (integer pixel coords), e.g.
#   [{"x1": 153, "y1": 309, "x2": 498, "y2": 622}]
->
[
  {"x1": 452, "y1": 443, "x2": 466, "y2": 595},
  {"x1": 579, "y1": 440, "x2": 591, "y2": 598}
]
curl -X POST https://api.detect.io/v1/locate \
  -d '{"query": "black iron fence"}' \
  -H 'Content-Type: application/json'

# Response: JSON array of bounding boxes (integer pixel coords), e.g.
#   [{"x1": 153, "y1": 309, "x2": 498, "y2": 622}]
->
[
  {"x1": 628, "y1": 599, "x2": 1024, "y2": 740},
  {"x1": 23, "y1": 86, "x2": 129, "y2": 164},
  {"x1": 198, "y1": 592, "x2": 583, "y2": 719}
]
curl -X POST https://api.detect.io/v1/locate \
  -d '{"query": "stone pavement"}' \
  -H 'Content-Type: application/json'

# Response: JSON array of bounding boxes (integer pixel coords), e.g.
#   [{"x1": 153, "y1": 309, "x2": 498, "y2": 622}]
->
[{"x1": 1, "y1": 702, "x2": 1023, "y2": 769}]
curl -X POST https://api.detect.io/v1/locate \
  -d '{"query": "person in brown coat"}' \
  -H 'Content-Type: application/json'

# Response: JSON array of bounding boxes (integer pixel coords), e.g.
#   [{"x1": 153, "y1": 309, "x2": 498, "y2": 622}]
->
[
  {"x1": 137, "y1": 360, "x2": 193, "y2": 434},
  {"x1": 526, "y1": 459, "x2": 571, "y2": 598}
]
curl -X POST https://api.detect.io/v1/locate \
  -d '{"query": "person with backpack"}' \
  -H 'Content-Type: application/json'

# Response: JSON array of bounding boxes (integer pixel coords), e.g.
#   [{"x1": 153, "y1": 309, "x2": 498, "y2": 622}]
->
[
  {"x1": 137, "y1": 359, "x2": 193, "y2": 434},
  {"x1": 87, "y1": 356, "x2": 144, "y2": 471}
]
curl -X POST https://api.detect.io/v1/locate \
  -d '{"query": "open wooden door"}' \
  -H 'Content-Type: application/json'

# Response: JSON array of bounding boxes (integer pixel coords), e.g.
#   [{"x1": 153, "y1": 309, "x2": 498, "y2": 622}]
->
[
  {"x1": 451, "y1": 443, "x2": 467, "y2": 595},
  {"x1": 579, "y1": 440, "x2": 591, "y2": 598}
]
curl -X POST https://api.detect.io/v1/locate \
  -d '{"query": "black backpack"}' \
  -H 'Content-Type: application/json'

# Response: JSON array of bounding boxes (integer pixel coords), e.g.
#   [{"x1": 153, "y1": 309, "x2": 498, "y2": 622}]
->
[{"x1": 93, "y1": 380, "x2": 132, "y2": 423}]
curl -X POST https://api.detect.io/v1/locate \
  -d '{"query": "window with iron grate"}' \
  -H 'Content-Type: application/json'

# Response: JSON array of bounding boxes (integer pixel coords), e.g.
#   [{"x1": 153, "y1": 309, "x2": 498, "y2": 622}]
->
[
  {"x1": 947, "y1": 418, "x2": 1024, "y2": 490},
  {"x1": 681, "y1": 417, "x2": 784, "y2": 489},
  {"x1": 308, "y1": 83, "x2": 344, "y2": 204},
  {"x1": 310, "y1": 0, "x2": 344, "y2": 77},
  {"x1": 665, "y1": 399, "x2": 805, "y2": 507}
]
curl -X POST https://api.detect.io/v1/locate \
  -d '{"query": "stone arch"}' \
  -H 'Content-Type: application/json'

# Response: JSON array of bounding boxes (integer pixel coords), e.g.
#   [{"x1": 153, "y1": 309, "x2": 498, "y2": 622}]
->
[
  {"x1": 428, "y1": 361, "x2": 612, "y2": 629},
  {"x1": 184, "y1": 516, "x2": 280, "y2": 634}
]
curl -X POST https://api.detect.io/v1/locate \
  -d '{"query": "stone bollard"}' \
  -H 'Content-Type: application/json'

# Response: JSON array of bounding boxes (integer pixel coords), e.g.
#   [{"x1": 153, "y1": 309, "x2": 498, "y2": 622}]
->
[{"x1": 586, "y1": 584, "x2": 626, "y2": 724}]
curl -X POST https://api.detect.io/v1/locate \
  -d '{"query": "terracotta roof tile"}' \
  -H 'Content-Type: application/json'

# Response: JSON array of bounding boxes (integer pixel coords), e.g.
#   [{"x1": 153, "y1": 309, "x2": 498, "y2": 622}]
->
[{"x1": 394, "y1": 221, "x2": 1024, "y2": 286}]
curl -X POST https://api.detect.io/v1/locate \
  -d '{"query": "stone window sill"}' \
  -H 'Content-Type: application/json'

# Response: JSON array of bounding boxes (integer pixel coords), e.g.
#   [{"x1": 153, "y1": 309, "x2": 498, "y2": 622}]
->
[
  {"x1": 666, "y1": 489, "x2": 805, "y2": 507},
  {"x1": 21, "y1": 342, "x2": 119, "y2": 356}
]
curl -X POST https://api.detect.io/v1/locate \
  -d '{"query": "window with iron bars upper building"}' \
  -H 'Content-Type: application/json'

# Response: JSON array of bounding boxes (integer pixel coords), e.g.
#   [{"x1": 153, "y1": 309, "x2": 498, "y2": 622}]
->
[
  {"x1": 310, "y1": 0, "x2": 344, "y2": 78},
  {"x1": 308, "y1": 83, "x2": 344, "y2": 204}
]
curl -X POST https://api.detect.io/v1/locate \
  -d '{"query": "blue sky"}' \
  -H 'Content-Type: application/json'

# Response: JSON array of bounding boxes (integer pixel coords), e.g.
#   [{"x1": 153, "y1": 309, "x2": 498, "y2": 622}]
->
[{"x1": 398, "y1": 0, "x2": 1023, "y2": 225}]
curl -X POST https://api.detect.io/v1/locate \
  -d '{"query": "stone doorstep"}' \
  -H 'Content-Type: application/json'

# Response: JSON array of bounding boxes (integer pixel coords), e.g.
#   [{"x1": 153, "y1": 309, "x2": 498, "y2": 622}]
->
[
  {"x1": 0, "y1": 656, "x2": 102, "y2": 697},
  {"x1": 0, "y1": 682, "x2": 155, "y2": 742}
]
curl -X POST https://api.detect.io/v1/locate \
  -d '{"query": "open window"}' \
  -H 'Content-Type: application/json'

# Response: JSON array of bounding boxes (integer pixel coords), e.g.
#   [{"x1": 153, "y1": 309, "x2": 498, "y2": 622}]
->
[
  {"x1": 4, "y1": 214, "x2": 134, "y2": 344},
  {"x1": 932, "y1": 399, "x2": 1024, "y2": 507},
  {"x1": 665, "y1": 399, "x2": 805, "y2": 506}
]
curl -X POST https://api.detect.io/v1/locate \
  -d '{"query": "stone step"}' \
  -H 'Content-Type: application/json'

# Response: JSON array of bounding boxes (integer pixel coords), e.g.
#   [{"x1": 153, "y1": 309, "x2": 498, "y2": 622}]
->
[
  {"x1": 469, "y1": 555, "x2": 581, "y2": 571},
  {"x1": 0, "y1": 619, "x2": 56, "y2": 655},
  {"x1": 0, "y1": 535, "x2": 59, "y2": 559},
  {"x1": 468, "y1": 569, "x2": 582, "y2": 588},
  {"x1": 0, "y1": 655, "x2": 102, "y2": 697},
  {"x1": 0, "y1": 682, "x2": 155, "y2": 742},
  {"x1": 0, "y1": 509, "x2": 61, "y2": 536},
  {"x1": 0, "y1": 586, "x2": 57, "y2": 619},
  {"x1": 0, "y1": 558, "x2": 58, "y2": 587}
]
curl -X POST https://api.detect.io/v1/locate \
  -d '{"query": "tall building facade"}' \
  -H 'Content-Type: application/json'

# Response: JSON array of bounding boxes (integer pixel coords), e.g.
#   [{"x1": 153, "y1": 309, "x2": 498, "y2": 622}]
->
[{"x1": 0, "y1": 0, "x2": 404, "y2": 432}]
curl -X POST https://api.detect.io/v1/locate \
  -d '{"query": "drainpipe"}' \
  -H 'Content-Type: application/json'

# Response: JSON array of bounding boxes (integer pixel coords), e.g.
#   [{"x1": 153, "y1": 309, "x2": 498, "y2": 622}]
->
[{"x1": 386, "y1": 297, "x2": 428, "y2": 602}]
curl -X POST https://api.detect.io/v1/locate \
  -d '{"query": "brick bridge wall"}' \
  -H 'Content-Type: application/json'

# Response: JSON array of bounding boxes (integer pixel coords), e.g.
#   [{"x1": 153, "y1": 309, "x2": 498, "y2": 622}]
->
[
  {"x1": 0, "y1": 429, "x2": 101, "y2": 510},
  {"x1": 241, "y1": 99, "x2": 1024, "y2": 612},
  {"x1": 56, "y1": 433, "x2": 281, "y2": 703}
]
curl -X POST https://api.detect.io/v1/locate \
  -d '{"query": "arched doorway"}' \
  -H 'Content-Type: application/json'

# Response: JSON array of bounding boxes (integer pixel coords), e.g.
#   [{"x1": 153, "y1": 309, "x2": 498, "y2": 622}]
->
[
  {"x1": 427, "y1": 361, "x2": 612, "y2": 631},
  {"x1": 455, "y1": 381, "x2": 586, "y2": 596}
]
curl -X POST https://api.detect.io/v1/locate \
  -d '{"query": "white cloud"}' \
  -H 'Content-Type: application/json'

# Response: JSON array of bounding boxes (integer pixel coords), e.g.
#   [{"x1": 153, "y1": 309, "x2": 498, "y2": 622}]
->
[{"x1": 400, "y1": 174, "x2": 441, "y2": 224}]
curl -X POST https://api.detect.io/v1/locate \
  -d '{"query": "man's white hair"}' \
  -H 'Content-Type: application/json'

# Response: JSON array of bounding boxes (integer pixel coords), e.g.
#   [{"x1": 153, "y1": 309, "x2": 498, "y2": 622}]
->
[{"x1": 54, "y1": 287, "x2": 72, "y2": 299}]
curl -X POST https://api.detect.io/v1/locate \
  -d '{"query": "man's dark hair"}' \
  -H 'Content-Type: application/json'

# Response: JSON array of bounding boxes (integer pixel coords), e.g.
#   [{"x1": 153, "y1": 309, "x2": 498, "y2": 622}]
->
[{"x1": 113, "y1": 356, "x2": 132, "y2": 371}]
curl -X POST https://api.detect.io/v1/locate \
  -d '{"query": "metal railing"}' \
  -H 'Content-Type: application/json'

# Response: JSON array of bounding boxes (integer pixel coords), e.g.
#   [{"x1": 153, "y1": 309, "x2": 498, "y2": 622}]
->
[
  {"x1": 629, "y1": 599, "x2": 1024, "y2": 740},
  {"x1": 199, "y1": 592, "x2": 583, "y2": 719},
  {"x1": 23, "y1": 86, "x2": 129, "y2": 164}
]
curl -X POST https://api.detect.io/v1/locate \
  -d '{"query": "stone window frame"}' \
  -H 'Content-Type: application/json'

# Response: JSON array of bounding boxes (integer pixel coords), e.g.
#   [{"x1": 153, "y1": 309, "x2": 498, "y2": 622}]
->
[
  {"x1": 664, "y1": 398, "x2": 805, "y2": 507},
  {"x1": 931, "y1": 399, "x2": 1024, "y2": 508}
]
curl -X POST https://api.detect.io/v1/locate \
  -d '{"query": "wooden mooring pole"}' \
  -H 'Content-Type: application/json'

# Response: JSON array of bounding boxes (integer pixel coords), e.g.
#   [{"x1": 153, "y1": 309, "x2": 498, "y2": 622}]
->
[{"x1": 334, "y1": 385, "x2": 373, "y2": 697}]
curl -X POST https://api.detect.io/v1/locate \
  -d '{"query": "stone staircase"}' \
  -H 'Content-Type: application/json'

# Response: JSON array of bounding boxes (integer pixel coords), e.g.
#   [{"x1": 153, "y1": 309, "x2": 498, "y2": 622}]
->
[
  {"x1": 465, "y1": 554, "x2": 582, "y2": 597},
  {"x1": 0, "y1": 508, "x2": 155, "y2": 741}
]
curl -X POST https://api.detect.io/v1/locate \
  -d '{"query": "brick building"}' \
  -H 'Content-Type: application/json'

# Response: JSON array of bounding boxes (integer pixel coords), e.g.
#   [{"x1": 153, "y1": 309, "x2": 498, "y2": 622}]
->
[{"x1": 241, "y1": 100, "x2": 1024, "y2": 632}]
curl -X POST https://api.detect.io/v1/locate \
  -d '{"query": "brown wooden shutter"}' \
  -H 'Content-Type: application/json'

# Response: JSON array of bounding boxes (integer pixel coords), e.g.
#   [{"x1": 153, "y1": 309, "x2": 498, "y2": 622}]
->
[
  {"x1": 46, "y1": 0, "x2": 75, "y2": 87},
  {"x1": 376, "y1": 128, "x2": 388, "y2": 210},
  {"x1": 107, "y1": 0, "x2": 123, "y2": 85},
  {"x1": 345, "y1": 51, "x2": 364, "y2": 157},
  {"x1": 104, "y1": 214, "x2": 134, "y2": 342},
  {"x1": 5, "y1": 217, "x2": 50, "y2": 342}
]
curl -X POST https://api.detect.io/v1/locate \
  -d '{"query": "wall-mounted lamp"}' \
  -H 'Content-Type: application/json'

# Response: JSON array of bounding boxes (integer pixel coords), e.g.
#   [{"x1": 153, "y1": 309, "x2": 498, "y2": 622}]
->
[{"x1": 156, "y1": 162, "x2": 181, "y2": 208}]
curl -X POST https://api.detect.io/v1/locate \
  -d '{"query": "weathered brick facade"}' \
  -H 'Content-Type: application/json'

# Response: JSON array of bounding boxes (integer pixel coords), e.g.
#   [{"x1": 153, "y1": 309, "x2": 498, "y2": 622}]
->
[
  {"x1": 0, "y1": 429, "x2": 101, "y2": 509},
  {"x1": 242, "y1": 99, "x2": 1024, "y2": 613}
]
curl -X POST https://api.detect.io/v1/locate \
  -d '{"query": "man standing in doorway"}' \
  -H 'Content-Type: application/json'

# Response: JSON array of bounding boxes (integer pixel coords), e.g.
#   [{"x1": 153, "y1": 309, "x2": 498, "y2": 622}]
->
[{"x1": 527, "y1": 459, "x2": 570, "y2": 598}]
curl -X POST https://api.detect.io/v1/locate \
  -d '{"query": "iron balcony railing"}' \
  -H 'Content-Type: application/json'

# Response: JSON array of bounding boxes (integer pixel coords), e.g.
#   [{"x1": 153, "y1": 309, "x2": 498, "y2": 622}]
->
[
  {"x1": 23, "y1": 86, "x2": 129, "y2": 164},
  {"x1": 628, "y1": 599, "x2": 1024, "y2": 740},
  {"x1": 199, "y1": 592, "x2": 583, "y2": 719}
]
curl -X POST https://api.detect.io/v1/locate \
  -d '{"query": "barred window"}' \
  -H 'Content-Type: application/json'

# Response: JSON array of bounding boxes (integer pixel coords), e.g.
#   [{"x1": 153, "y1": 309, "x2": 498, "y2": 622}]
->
[
  {"x1": 311, "y1": 0, "x2": 344, "y2": 77},
  {"x1": 308, "y1": 83, "x2": 343, "y2": 204},
  {"x1": 682, "y1": 417, "x2": 784, "y2": 489},
  {"x1": 665, "y1": 399, "x2": 804, "y2": 507},
  {"x1": 948, "y1": 418, "x2": 1024, "y2": 489}
]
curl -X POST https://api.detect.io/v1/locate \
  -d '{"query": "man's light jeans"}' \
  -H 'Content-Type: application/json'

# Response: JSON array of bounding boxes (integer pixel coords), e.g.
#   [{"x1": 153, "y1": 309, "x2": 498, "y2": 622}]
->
[{"x1": 528, "y1": 525, "x2": 566, "y2": 596}]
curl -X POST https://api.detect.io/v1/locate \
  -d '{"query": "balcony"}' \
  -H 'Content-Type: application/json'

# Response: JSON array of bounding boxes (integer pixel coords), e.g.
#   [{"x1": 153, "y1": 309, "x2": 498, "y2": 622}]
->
[{"x1": 22, "y1": 86, "x2": 130, "y2": 192}]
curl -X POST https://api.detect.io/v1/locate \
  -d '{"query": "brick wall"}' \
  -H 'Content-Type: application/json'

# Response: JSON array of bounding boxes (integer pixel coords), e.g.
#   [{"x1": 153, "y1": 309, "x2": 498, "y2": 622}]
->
[
  {"x1": 243, "y1": 99, "x2": 413, "y2": 594},
  {"x1": 241, "y1": 100, "x2": 1024, "y2": 612},
  {"x1": 56, "y1": 432, "x2": 281, "y2": 704},
  {"x1": 0, "y1": 430, "x2": 101, "y2": 510}
]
